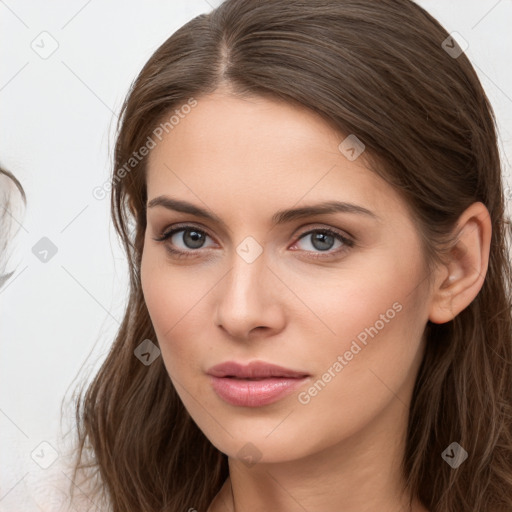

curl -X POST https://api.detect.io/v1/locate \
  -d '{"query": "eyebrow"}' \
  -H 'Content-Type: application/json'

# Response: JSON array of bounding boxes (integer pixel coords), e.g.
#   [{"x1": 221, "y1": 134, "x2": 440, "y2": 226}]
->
[{"x1": 147, "y1": 196, "x2": 379, "y2": 227}]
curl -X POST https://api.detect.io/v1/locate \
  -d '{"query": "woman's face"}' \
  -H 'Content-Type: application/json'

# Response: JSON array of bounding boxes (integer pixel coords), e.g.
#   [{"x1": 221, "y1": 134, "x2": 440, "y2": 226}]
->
[{"x1": 141, "y1": 90, "x2": 433, "y2": 464}]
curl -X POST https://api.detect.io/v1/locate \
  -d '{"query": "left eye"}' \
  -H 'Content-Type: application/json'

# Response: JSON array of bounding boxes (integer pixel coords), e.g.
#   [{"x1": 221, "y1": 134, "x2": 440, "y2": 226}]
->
[{"x1": 293, "y1": 229, "x2": 352, "y2": 254}]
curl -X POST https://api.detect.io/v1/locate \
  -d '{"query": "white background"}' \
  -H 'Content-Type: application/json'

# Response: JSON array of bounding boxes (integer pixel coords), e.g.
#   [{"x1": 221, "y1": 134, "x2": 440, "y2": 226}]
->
[{"x1": 1, "y1": 1, "x2": 511, "y2": 510}]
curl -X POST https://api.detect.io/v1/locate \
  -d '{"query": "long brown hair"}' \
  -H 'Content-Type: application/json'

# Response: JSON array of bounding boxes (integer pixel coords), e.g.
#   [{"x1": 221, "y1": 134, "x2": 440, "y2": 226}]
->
[{"x1": 66, "y1": 1, "x2": 512, "y2": 510}]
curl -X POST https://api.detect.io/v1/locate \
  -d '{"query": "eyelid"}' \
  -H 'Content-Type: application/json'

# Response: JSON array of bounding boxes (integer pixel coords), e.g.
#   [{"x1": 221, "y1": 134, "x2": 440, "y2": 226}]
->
[
  {"x1": 154, "y1": 222, "x2": 217, "y2": 242},
  {"x1": 294, "y1": 223, "x2": 354, "y2": 241},
  {"x1": 153, "y1": 221, "x2": 355, "y2": 259},
  {"x1": 154, "y1": 222, "x2": 353, "y2": 243}
]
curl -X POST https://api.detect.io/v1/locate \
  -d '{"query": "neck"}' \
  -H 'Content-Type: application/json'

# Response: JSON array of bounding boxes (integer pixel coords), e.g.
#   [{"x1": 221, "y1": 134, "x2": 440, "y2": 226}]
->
[{"x1": 209, "y1": 395, "x2": 428, "y2": 512}]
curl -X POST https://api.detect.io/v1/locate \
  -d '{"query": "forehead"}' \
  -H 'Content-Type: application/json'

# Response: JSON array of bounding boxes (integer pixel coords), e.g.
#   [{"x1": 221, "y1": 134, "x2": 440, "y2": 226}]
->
[{"x1": 145, "y1": 92, "x2": 409, "y2": 225}]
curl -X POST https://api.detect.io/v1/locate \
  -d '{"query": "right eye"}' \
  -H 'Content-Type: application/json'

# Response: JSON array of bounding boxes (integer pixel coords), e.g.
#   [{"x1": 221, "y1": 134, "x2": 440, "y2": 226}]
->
[{"x1": 153, "y1": 224, "x2": 217, "y2": 258}]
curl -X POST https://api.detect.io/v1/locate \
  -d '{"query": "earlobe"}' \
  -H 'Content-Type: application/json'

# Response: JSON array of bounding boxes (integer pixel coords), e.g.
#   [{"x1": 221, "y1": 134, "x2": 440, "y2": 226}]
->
[{"x1": 428, "y1": 202, "x2": 492, "y2": 324}]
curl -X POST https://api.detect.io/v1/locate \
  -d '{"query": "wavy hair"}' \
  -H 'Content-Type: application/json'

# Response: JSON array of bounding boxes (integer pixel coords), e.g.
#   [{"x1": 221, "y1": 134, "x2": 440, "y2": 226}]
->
[{"x1": 66, "y1": 1, "x2": 512, "y2": 510}]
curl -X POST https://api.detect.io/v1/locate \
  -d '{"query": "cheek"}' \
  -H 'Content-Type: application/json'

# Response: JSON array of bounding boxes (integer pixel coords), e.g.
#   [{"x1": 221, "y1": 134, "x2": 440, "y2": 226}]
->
[
  {"x1": 291, "y1": 245, "x2": 424, "y2": 349},
  {"x1": 294, "y1": 253, "x2": 428, "y2": 433},
  {"x1": 141, "y1": 244, "x2": 199, "y2": 331},
  {"x1": 140, "y1": 248, "x2": 213, "y2": 374}
]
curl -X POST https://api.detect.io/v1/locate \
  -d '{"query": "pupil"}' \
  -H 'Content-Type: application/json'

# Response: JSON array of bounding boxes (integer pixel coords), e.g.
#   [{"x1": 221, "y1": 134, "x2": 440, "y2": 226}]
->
[
  {"x1": 312, "y1": 233, "x2": 334, "y2": 251},
  {"x1": 184, "y1": 230, "x2": 204, "y2": 249}
]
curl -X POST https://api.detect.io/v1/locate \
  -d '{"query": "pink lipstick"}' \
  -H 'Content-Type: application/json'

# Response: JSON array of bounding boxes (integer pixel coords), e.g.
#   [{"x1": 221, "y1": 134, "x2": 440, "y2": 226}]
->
[{"x1": 207, "y1": 360, "x2": 310, "y2": 407}]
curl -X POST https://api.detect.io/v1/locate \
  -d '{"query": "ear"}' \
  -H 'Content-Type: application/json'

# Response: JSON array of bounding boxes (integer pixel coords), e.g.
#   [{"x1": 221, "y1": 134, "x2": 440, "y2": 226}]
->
[{"x1": 428, "y1": 202, "x2": 492, "y2": 324}]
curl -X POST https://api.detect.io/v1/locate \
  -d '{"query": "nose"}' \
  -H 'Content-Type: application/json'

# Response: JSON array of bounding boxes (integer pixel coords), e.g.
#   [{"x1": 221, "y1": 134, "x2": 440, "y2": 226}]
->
[{"x1": 214, "y1": 250, "x2": 286, "y2": 342}]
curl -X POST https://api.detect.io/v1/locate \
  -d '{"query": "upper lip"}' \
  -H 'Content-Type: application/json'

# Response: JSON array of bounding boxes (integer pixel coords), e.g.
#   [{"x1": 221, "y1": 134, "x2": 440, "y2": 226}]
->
[{"x1": 207, "y1": 360, "x2": 309, "y2": 379}]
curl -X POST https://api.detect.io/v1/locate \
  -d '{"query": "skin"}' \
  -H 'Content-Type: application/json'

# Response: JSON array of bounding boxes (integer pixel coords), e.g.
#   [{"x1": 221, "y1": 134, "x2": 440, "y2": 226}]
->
[{"x1": 140, "y1": 88, "x2": 491, "y2": 512}]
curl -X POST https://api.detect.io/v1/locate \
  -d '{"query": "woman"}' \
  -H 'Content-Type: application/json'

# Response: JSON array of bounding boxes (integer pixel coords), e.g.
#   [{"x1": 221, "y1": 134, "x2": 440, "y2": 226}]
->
[{"x1": 67, "y1": 0, "x2": 512, "y2": 511}]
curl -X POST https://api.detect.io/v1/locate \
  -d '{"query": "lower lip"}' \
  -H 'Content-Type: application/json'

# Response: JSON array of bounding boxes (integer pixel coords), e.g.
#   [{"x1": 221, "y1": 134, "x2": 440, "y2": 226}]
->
[{"x1": 209, "y1": 375, "x2": 309, "y2": 407}]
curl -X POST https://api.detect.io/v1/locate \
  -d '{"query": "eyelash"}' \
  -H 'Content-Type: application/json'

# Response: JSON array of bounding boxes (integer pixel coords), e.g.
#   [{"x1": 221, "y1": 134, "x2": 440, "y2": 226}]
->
[{"x1": 152, "y1": 223, "x2": 355, "y2": 261}]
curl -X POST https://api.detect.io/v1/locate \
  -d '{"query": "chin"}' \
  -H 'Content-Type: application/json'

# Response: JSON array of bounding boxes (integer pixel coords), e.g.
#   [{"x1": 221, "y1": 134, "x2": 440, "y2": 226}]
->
[{"x1": 199, "y1": 420, "x2": 326, "y2": 466}]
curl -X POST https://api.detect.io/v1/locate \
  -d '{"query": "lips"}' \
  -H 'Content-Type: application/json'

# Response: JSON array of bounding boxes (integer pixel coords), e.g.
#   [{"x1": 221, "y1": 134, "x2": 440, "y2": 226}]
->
[{"x1": 207, "y1": 360, "x2": 310, "y2": 407}]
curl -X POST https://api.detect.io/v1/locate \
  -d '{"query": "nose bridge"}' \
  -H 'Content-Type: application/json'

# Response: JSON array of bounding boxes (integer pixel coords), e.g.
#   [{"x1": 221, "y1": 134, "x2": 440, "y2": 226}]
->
[
  {"x1": 223, "y1": 243, "x2": 268, "y2": 308},
  {"x1": 215, "y1": 239, "x2": 282, "y2": 337}
]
